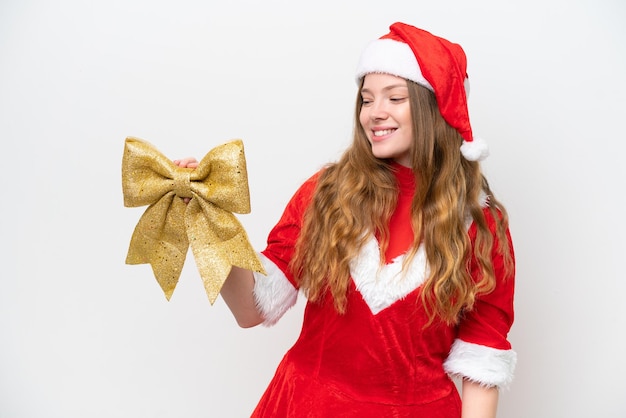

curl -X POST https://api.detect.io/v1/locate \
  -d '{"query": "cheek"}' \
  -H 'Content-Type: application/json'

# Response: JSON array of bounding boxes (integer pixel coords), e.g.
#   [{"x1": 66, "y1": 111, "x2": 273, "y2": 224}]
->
[
  {"x1": 401, "y1": 106, "x2": 412, "y2": 125},
  {"x1": 358, "y1": 109, "x2": 368, "y2": 129},
  {"x1": 401, "y1": 108, "x2": 413, "y2": 137}
]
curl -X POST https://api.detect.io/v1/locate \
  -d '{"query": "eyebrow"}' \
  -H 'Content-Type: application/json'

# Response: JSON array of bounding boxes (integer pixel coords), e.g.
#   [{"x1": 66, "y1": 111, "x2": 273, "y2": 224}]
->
[{"x1": 361, "y1": 84, "x2": 409, "y2": 94}]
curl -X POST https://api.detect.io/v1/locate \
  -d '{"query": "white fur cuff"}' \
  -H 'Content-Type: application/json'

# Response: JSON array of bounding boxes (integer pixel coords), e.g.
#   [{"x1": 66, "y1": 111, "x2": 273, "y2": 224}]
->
[
  {"x1": 443, "y1": 339, "x2": 517, "y2": 389},
  {"x1": 252, "y1": 253, "x2": 298, "y2": 326}
]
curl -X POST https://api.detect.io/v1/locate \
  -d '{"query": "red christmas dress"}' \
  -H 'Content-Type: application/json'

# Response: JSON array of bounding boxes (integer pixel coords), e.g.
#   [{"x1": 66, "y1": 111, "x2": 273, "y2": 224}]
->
[{"x1": 250, "y1": 164, "x2": 516, "y2": 418}]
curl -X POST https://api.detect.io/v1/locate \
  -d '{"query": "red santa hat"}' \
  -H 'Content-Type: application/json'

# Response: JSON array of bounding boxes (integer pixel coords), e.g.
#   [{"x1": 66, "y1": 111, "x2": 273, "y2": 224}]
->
[{"x1": 356, "y1": 22, "x2": 489, "y2": 161}]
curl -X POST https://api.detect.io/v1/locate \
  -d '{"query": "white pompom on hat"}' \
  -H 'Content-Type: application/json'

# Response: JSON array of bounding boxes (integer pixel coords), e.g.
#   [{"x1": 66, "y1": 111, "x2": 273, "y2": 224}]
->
[{"x1": 356, "y1": 22, "x2": 489, "y2": 161}]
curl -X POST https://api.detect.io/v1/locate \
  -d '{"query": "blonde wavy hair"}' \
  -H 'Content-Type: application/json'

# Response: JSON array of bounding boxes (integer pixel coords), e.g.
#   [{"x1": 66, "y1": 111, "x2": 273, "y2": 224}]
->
[{"x1": 290, "y1": 80, "x2": 513, "y2": 324}]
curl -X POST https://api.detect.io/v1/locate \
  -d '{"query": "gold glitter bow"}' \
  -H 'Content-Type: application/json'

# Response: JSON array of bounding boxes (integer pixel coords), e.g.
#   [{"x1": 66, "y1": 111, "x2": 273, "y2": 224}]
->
[{"x1": 122, "y1": 137, "x2": 265, "y2": 304}]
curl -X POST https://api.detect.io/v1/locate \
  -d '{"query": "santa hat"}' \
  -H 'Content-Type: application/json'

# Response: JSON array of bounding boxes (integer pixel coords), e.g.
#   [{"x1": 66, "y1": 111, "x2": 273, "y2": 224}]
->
[{"x1": 356, "y1": 22, "x2": 489, "y2": 161}]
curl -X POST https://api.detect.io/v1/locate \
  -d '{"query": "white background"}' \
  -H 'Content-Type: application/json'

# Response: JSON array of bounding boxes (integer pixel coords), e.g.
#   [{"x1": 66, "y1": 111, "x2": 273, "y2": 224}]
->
[{"x1": 1, "y1": 0, "x2": 625, "y2": 417}]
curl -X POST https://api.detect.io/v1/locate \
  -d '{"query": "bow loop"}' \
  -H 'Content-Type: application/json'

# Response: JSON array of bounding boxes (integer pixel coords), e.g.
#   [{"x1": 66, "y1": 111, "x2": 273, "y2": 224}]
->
[
  {"x1": 122, "y1": 137, "x2": 265, "y2": 304},
  {"x1": 190, "y1": 140, "x2": 252, "y2": 214},
  {"x1": 122, "y1": 138, "x2": 182, "y2": 207}
]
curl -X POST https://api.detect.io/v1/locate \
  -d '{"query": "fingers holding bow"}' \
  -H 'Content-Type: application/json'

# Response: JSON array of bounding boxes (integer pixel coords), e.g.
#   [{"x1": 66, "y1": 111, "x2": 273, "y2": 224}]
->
[
  {"x1": 173, "y1": 157, "x2": 199, "y2": 169},
  {"x1": 173, "y1": 157, "x2": 198, "y2": 203}
]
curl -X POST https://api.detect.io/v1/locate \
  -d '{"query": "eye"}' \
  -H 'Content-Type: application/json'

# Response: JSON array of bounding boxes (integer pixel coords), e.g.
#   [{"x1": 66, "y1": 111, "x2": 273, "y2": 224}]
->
[
  {"x1": 361, "y1": 97, "x2": 373, "y2": 106},
  {"x1": 390, "y1": 96, "x2": 408, "y2": 103}
]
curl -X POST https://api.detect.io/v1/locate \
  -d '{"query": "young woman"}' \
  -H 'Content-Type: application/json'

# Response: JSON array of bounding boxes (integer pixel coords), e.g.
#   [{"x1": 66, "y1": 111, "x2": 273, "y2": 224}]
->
[{"x1": 179, "y1": 22, "x2": 516, "y2": 418}]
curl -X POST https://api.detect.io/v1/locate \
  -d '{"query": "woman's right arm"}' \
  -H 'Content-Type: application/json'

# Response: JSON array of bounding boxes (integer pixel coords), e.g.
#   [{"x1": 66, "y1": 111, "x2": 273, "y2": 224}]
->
[
  {"x1": 220, "y1": 266, "x2": 264, "y2": 328},
  {"x1": 174, "y1": 157, "x2": 264, "y2": 328}
]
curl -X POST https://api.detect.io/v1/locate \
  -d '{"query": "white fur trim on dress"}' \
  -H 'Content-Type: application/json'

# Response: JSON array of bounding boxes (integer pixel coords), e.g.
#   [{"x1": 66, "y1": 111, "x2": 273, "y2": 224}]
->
[
  {"x1": 443, "y1": 338, "x2": 517, "y2": 389},
  {"x1": 350, "y1": 237, "x2": 429, "y2": 314},
  {"x1": 252, "y1": 253, "x2": 298, "y2": 326},
  {"x1": 460, "y1": 136, "x2": 489, "y2": 161}
]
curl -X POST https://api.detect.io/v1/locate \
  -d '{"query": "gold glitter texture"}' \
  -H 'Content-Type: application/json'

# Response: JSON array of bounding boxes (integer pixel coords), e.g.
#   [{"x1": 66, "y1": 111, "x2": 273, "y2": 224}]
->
[{"x1": 122, "y1": 137, "x2": 265, "y2": 304}]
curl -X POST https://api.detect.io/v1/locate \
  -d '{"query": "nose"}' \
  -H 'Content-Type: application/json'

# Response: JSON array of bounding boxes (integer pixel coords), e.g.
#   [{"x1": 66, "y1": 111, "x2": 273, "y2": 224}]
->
[{"x1": 368, "y1": 100, "x2": 389, "y2": 121}]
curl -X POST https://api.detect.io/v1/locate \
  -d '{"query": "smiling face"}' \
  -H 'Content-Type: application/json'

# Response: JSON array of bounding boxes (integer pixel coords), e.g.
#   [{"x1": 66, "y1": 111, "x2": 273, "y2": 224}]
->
[{"x1": 359, "y1": 73, "x2": 414, "y2": 167}]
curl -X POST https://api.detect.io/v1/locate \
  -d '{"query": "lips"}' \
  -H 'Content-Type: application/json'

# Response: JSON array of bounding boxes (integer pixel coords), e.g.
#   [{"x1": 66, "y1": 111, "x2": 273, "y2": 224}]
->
[
  {"x1": 371, "y1": 128, "x2": 397, "y2": 141},
  {"x1": 373, "y1": 128, "x2": 396, "y2": 137}
]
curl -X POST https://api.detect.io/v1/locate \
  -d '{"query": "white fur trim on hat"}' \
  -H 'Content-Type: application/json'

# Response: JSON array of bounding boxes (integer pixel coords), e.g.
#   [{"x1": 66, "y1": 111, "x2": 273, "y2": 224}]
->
[
  {"x1": 460, "y1": 136, "x2": 489, "y2": 161},
  {"x1": 443, "y1": 338, "x2": 517, "y2": 389},
  {"x1": 252, "y1": 253, "x2": 298, "y2": 326},
  {"x1": 355, "y1": 38, "x2": 434, "y2": 91}
]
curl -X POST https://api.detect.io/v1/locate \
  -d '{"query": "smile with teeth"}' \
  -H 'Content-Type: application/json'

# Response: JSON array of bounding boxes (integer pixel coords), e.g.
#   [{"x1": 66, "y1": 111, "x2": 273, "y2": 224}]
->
[{"x1": 373, "y1": 129, "x2": 396, "y2": 137}]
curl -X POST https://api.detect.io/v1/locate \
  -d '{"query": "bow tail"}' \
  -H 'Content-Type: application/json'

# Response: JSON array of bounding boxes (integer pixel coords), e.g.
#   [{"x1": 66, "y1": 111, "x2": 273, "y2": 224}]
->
[
  {"x1": 186, "y1": 200, "x2": 266, "y2": 304},
  {"x1": 126, "y1": 194, "x2": 189, "y2": 300}
]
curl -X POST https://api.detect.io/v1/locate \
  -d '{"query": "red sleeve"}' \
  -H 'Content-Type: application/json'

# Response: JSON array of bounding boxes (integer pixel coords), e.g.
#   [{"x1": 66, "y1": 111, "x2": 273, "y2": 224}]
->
[
  {"x1": 458, "y1": 207, "x2": 516, "y2": 350},
  {"x1": 442, "y1": 207, "x2": 517, "y2": 387},
  {"x1": 260, "y1": 172, "x2": 320, "y2": 288}
]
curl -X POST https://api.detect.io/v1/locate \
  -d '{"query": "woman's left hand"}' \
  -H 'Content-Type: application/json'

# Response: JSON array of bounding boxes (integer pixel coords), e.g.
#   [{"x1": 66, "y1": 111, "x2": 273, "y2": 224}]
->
[{"x1": 173, "y1": 157, "x2": 199, "y2": 203}]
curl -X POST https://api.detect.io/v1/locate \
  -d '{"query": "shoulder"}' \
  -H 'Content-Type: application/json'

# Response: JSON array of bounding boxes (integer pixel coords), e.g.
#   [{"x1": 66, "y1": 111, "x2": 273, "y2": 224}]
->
[
  {"x1": 482, "y1": 205, "x2": 503, "y2": 230},
  {"x1": 467, "y1": 203, "x2": 510, "y2": 241},
  {"x1": 280, "y1": 169, "x2": 325, "y2": 215},
  {"x1": 291, "y1": 164, "x2": 339, "y2": 201},
  {"x1": 293, "y1": 170, "x2": 323, "y2": 198}
]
